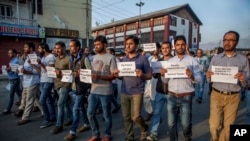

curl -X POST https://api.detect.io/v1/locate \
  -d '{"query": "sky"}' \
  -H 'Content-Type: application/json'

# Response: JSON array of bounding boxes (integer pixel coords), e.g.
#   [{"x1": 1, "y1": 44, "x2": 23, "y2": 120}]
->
[{"x1": 91, "y1": 0, "x2": 250, "y2": 44}]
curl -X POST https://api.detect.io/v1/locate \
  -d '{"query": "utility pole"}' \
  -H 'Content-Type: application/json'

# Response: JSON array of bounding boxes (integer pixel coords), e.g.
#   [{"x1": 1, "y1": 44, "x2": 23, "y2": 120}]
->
[{"x1": 136, "y1": 0, "x2": 144, "y2": 47}]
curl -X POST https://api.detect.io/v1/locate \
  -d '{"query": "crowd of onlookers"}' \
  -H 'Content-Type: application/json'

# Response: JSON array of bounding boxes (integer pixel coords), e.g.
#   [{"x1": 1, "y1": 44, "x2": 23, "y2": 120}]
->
[{"x1": 1, "y1": 30, "x2": 250, "y2": 141}]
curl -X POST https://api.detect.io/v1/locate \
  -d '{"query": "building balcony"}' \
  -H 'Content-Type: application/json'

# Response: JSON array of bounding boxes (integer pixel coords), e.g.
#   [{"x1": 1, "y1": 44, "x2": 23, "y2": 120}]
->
[{"x1": 0, "y1": 15, "x2": 37, "y2": 26}]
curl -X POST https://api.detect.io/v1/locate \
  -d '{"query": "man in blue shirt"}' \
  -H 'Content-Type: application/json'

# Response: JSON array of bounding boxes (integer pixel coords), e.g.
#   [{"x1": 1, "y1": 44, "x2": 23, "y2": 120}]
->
[
  {"x1": 114, "y1": 35, "x2": 152, "y2": 141},
  {"x1": 1, "y1": 49, "x2": 22, "y2": 115}
]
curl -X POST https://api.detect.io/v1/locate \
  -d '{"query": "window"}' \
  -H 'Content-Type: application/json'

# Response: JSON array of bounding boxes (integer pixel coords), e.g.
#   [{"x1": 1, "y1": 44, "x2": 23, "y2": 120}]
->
[
  {"x1": 0, "y1": 4, "x2": 12, "y2": 18},
  {"x1": 193, "y1": 38, "x2": 196, "y2": 43},
  {"x1": 170, "y1": 16, "x2": 177, "y2": 26},
  {"x1": 181, "y1": 19, "x2": 185, "y2": 25},
  {"x1": 33, "y1": 0, "x2": 43, "y2": 15}
]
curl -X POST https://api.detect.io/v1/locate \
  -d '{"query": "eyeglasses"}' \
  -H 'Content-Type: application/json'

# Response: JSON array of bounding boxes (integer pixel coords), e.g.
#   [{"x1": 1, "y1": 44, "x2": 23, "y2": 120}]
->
[{"x1": 223, "y1": 39, "x2": 237, "y2": 42}]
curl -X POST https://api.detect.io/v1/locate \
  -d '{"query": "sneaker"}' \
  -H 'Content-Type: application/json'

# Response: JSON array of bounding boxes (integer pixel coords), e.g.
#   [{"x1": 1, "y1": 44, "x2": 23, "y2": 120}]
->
[
  {"x1": 1, "y1": 110, "x2": 11, "y2": 115},
  {"x1": 101, "y1": 135, "x2": 112, "y2": 141},
  {"x1": 77, "y1": 125, "x2": 90, "y2": 132},
  {"x1": 140, "y1": 132, "x2": 147, "y2": 141},
  {"x1": 112, "y1": 105, "x2": 121, "y2": 114},
  {"x1": 88, "y1": 136, "x2": 101, "y2": 141},
  {"x1": 50, "y1": 126, "x2": 63, "y2": 134},
  {"x1": 64, "y1": 120, "x2": 73, "y2": 126},
  {"x1": 146, "y1": 133, "x2": 158, "y2": 141},
  {"x1": 14, "y1": 109, "x2": 23, "y2": 117},
  {"x1": 40, "y1": 121, "x2": 52, "y2": 128},
  {"x1": 17, "y1": 119, "x2": 30, "y2": 125},
  {"x1": 64, "y1": 133, "x2": 76, "y2": 140}
]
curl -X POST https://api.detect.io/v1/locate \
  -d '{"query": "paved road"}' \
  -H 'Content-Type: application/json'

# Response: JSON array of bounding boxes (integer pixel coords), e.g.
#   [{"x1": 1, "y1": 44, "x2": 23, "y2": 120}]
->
[{"x1": 0, "y1": 78, "x2": 247, "y2": 141}]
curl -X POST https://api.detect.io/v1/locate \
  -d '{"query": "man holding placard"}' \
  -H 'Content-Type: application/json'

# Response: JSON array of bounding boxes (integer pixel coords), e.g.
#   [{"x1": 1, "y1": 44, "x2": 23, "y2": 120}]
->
[
  {"x1": 17, "y1": 42, "x2": 41, "y2": 125},
  {"x1": 114, "y1": 35, "x2": 152, "y2": 141},
  {"x1": 87, "y1": 35, "x2": 117, "y2": 141},
  {"x1": 1, "y1": 49, "x2": 22, "y2": 115},
  {"x1": 51, "y1": 41, "x2": 73, "y2": 134},
  {"x1": 64, "y1": 39, "x2": 91, "y2": 140},
  {"x1": 206, "y1": 31, "x2": 249, "y2": 141},
  {"x1": 37, "y1": 43, "x2": 57, "y2": 128},
  {"x1": 160, "y1": 35, "x2": 201, "y2": 141}
]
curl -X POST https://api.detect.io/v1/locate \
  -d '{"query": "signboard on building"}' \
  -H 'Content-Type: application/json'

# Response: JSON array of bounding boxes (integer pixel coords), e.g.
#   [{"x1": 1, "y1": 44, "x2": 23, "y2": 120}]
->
[
  {"x1": 45, "y1": 27, "x2": 79, "y2": 38},
  {"x1": 0, "y1": 23, "x2": 39, "y2": 38}
]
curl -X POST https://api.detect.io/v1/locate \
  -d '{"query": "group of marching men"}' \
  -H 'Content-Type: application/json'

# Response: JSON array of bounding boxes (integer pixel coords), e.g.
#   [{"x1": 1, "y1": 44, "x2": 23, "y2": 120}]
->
[{"x1": 2, "y1": 30, "x2": 250, "y2": 141}]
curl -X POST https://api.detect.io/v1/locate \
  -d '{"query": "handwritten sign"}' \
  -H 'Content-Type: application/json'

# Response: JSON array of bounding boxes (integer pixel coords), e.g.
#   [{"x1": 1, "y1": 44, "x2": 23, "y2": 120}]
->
[
  {"x1": 165, "y1": 62, "x2": 187, "y2": 78},
  {"x1": 18, "y1": 65, "x2": 23, "y2": 75},
  {"x1": 151, "y1": 61, "x2": 168, "y2": 73},
  {"x1": 1, "y1": 65, "x2": 7, "y2": 75},
  {"x1": 80, "y1": 69, "x2": 92, "y2": 83},
  {"x1": 211, "y1": 66, "x2": 238, "y2": 84},
  {"x1": 117, "y1": 62, "x2": 136, "y2": 76},
  {"x1": 61, "y1": 70, "x2": 72, "y2": 83},
  {"x1": 9, "y1": 63, "x2": 19, "y2": 72},
  {"x1": 143, "y1": 43, "x2": 157, "y2": 52},
  {"x1": 46, "y1": 66, "x2": 56, "y2": 78},
  {"x1": 28, "y1": 54, "x2": 38, "y2": 64}
]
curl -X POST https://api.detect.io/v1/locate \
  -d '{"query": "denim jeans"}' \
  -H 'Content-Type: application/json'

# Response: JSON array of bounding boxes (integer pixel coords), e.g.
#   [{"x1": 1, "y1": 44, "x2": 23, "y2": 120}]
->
[
  {"x1": 195, "y1": 72, "x2": 206, "y2": 99},
  {"x1": 39, "y1": 82, "x2": 56, "y2": 122},
  {"x1": 56, "y1": 87, "x2": 72, "y2": 127},
  {"x1": 111, "y1": 83, "x2": 119, "y2": 108},
  {"x1": 246, "y1": 90, "x2": 250, "y2": 124},
  {"x1": 70, "y1": 90, "x2": 89, "y2": 134},
  {"x1": 87, "y1": 93, "x2": 112, "y2": 137},
  {"x1": 166, "y1": 94, "x2": 193, "y2": 141},
  {"x1": 6, "y1": 78, "x2": 22, "y2": 112},
  {"x1": 150, "y1": 92, "x2": 167, "y2": 135}
]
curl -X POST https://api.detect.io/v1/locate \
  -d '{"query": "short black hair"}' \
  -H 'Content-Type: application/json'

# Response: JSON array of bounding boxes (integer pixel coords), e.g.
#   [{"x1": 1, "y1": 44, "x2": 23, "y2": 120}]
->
[
  {"x1": 126, "y1": 35, "x2": 139, "y2": 45},
  {"x1": 174, "y1": 35, "x2": 186, "y2": 44},
  {"x1": 107, "y1": 48, "x2": 115, "y2": 55},
  {"x1": 70, "y1": 38, "x2": 81, "y2": 50},
  {"x1": 161, "y1": 41, "x2": 172, "y2": 49},
  {"x1": 9, "y1": 48, "x2": 17, "y2": 54},
  {"x1": 24, "y1": 42, "x2": 35, "y2": 51},
  {"x1": 94, "y1": 35, "x2": 108, "y2": 45},
  {"x1": 55, "y1": 41, "x2": 66, "y2": 48},
  {"x1": 38, "y1": 43, "x2": 50, "y2": 52}
]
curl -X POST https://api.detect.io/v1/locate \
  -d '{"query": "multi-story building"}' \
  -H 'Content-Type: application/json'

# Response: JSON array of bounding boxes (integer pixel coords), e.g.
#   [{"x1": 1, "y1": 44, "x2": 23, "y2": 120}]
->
[
  {"x1": 91, "y1": 3, "x2": 202, "y2": 53},
  {"x1": 0, "y1": 0, "x2": 91, "y2": 70}
]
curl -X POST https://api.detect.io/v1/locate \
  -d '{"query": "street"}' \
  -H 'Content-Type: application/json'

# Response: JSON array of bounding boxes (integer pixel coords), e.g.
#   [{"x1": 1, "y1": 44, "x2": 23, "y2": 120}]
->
[{"x1": 0, "y1": 76, "x2": 247, "y2": 141}]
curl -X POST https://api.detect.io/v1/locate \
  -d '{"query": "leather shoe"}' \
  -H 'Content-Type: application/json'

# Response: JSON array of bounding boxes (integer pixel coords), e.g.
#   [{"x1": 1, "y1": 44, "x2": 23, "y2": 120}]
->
[{"x1": 17, "y1": 119, "x2": 30, "y2": 125}]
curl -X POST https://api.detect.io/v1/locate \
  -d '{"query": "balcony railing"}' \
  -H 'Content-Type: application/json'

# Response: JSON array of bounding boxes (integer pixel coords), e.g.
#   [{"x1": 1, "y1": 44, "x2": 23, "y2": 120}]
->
[{"x1": 0, "y1": 15, "x2": 37, "y2": 26}]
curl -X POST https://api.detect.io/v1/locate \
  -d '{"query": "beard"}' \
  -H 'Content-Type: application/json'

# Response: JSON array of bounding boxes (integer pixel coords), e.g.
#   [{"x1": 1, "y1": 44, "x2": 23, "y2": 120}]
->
[
  {"x1": 95, "y1": 47, "x2": 105, "y2": 53},
  {"x1": 39, "y1": 51, "x2": 45, "y2": 57}
]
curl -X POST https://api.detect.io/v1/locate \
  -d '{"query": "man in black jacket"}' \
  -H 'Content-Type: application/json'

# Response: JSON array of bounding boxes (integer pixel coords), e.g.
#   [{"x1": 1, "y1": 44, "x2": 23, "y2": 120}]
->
[{"x1": 64, "y1": 39, "x2": 92, "y2": 140}]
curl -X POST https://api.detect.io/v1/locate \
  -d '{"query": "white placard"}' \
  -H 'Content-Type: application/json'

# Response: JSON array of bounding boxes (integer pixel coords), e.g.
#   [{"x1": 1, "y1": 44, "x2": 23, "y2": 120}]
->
[
  {"x1": 46, "y1": 66, "x2": 56, "y2": 78},
  {"x1": 165, "y1": 62, "x2": 187, "y2": 78},
  {"x1": 143, "y1": 43, "x2": 157, "y2": 52},
  {"x1": 80, "y1": 69, "x2": 92, "y2": 83},
  {"x1": 211, "y1": 66, "x2": 238, "y2": 84},
  {"x1": 28, "y1": 54, "x2": 38, "y2": 64},
  {"x1": 117, "y1": 62, "x2": 136, "y2": 76},
  {"x1": 61, "y1": 70, "x2": 72, "y2": 83},
  {"x1": 18, "y1": 65, "x2": 23, "y2": 75},
  {"x1": 151, "y1": 61, "x2": 168, "y2": 73},
  {"x1": 9, "y1": 64, "x2": 19, "y2": 72},
  {"x1": 1, "y1": 65, "x2": 7, "y2": 75}
]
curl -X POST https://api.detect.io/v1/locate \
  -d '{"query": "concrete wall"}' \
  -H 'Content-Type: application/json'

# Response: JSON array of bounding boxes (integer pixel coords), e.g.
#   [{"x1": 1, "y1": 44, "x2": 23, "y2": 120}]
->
[{"x1": 34, "y1": 0, "x2": 92, "y2": 38}]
